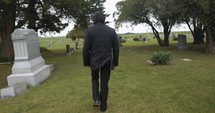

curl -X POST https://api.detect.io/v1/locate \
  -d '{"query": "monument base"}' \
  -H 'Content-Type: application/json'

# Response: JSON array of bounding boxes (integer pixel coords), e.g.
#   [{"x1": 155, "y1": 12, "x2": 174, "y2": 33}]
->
[
  {"x1": 7, "y1": 65, "x2": 51, "y2": 87},
  {"x1": 1, "y1": 84, "x2": 27, "y2": 99},
  {"x1": 177, "y1": 46, "x2": 188, "y2": 50}
]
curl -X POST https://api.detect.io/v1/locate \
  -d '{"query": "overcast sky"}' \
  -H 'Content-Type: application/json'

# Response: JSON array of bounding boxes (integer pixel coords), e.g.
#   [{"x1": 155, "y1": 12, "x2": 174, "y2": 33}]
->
[
  {"x1": 41, "y1": 0, "x2": 189, "y2": 37},
  {"x1": 104, "y1": 0, "x2": 151, "y2": 34},
  {"x1": 42, "y1": 0, "x2": 146, "y2": 37}
]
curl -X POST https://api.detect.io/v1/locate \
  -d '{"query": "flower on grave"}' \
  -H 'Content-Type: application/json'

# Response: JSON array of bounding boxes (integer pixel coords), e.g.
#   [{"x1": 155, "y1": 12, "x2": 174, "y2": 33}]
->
[{"x1": 153, "y1": 51, "x2": 157, "y2": 55}]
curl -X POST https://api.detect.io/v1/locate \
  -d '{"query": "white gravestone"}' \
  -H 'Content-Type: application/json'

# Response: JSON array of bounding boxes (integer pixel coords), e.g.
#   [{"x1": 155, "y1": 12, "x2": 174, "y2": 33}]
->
[{"x1": 7, "y1": 29, "x2": 52, "y2": 87}]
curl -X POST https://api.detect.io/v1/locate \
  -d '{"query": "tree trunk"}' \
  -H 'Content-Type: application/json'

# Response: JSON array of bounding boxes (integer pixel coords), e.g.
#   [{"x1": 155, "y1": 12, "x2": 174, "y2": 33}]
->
[
  {"x1": 27, "y1": 0, "x2": 39, "y2": 31},
  {"x1": 162, "y1": 19, "x2": 173, "y2": 47},
  {"x1": 146, "y1": 18, "x2": 165, "y2": 47},
  {"x1": 193, "y1": 28, "x2": 205, "y2": 44},
  {"x1": 193, "y1": 34, "x2": 204, "y2": 44},
  {"x1": 163, "y1": 28, "x2": 170, "y2": 47},
  {"x1": 0, "y1": 0, "x2": 16, "y2": 59},
  {"x1": 75, "y1": 38, "x2": 80, "y2": 49},
  {"x1": 0, "y1": 32, "x2": 14, "y2": 59},
  {"x1": 205, "y1": 26, "x2": 215, "y2": 54},
  {"x1": 150, "y1": 25, "x2": 165, "y2": 47},
  {"x1": 185, "y1": 20, "x2": 205, "y2": 44}
]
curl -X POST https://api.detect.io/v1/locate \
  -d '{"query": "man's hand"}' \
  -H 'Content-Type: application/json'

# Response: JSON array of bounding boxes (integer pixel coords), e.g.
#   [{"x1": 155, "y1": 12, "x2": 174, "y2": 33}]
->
[
  {"x1": 85, "y1": 65, "x2": 90, "y2": 68},
  {"x1": 111, "y1": 65, "x2": 117, "y2": 70}
]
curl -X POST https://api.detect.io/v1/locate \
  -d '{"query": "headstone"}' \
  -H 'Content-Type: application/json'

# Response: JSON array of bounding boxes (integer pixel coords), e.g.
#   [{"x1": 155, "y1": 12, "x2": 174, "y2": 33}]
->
[
  {"x1": 177, "y1": 35, "x2": 187, "y2": 50},
  {"x1": 47, "y1": 40, "x2": 53, "y2": 48},
  {"x1": 118, "y1": 36, "x2": 123, "y2": 46},
  {"x1": 7, "y1": 29, "x2": 52, "y2": 87},
  {"x1": 60, "y1": 39, "x2": 64, "y2": 44},
  {"x1": 47, "y1": 42, "x2": 51, "y2": 48},
  {"x1": 65, "y1": 44, "x2": 73, "y2": 56},
  {"x1": 145, "y1": 35, "x2": 150, "y2": 42},
  {"x1": 138, "y1": 35, "x2": 143, "y2": 41},
  {"x1": 66, "y1": 44, "x2": 70, "y2": 53}
]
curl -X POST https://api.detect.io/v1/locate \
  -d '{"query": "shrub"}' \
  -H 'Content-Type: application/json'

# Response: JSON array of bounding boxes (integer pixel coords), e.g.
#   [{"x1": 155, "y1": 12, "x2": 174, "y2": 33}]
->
[
  {"x1": 0, "y1": 55, "x2": 11, "y2": 62},
  {"x1": 133, "y1": 37, "x2": 140, "y2": 41},
  {"x1": 172, "y1": 37, "x2": 178, "y2": 41},
  {"x1": 121, "y1": 39, "x2": 126, "y2": 43},
  {"x1": 40, "y1": 46, "x2": 49, "y2": 53},
  {"x1": 151, "y1": 51, "x2": 171, "y2": 65}
]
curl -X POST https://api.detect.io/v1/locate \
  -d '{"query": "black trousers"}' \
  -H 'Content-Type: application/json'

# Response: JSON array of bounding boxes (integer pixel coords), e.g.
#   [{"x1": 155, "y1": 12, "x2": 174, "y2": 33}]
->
[{"x1": 91, "y1": 60, "x2": 111, "y2": 104}]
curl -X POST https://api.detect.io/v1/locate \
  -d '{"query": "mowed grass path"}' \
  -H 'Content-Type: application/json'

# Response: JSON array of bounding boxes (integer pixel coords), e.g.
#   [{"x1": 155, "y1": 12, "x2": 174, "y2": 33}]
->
[{"x1": 0, "y1": 38, "x2": 215, "y2": 113}]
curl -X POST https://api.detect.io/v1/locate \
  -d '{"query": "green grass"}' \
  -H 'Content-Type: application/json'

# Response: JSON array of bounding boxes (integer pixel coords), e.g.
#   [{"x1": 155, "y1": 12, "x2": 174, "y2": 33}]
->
[{"x1": 0, "y1": 37, "x2": 215, "y2": 113}]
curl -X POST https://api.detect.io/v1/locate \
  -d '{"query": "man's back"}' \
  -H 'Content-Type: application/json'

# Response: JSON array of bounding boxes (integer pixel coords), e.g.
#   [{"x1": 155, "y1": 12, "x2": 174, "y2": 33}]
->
[{"x1": 83, "y1": 22, "x2": 119, "y2": 70}]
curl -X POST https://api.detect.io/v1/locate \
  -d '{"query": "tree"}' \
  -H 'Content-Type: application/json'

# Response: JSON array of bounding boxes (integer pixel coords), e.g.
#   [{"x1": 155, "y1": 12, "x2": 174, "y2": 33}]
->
[
  {"x1": 177, "y1": 0, "x2": 215, "y2": 53},
  {"x1": 115, "y1": 0, "x2": 178, "y2": 46},
  {"x1": 66, "y1": 25, "x2": 86, "y2": 49},
  {"x1": 199, "y1": 0, "x2": 215, "y2": 53},
  {"x1": 66, "y1": 0, "x2": 105, "y2": 29},
  {"x1": 0, "y1": 0, "x2": 16, "y2": 59},
  {"x1": 149, "y1": 0, "x2": 178, "y2": 46},
  {"x1": 176, "y1": 0, "x2": 205, "y2": 44},
  {"x1": 66, "y1": 25, "x2": 85, "y2": 41},
  {"x1": 0, "y1": 0, "x2": 106, "y2": 59},
  {"x1": 185, "y1": 18, "x2": 205, "y2": 44}
]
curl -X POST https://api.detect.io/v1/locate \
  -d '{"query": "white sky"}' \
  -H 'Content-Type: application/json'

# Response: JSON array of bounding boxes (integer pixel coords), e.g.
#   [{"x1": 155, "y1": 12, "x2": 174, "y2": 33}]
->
[
  {"x1": 40, "y1": 0, "x2": 189, "y2": 37},
  {"x1": 104, "y1": 0, "x2": 151, "y2": 34}
]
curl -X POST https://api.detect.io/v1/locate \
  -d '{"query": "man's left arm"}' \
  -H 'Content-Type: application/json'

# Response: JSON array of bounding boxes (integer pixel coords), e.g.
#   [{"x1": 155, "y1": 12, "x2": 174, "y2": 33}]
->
[
  {"x1": 112, "y1": 30, "x2": 119, "y2": 67},
  {"x1": 83, "y1": 30, "x2": 91, "y2": 67}
]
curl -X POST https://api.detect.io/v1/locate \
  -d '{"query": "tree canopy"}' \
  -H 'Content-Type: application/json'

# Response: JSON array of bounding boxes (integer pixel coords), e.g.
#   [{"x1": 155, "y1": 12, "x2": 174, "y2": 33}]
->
[
  {"x1": 0, "y1": 0, "x2": 106, "y2": 58},
  {"x1": 66, "y1": 25, "x2": 85, "y2": 41}
]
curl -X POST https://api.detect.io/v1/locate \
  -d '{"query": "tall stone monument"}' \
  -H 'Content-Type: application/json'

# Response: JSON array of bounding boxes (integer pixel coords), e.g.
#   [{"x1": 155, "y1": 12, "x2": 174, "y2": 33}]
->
[{"x1": 7, "y1": 29, "x2": 52, "y2": 87}]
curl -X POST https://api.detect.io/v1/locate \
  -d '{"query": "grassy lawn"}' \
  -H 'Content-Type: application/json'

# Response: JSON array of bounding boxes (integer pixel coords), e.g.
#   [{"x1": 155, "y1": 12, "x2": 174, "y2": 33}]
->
[{"x1": 0, "y1": 37, "x2": 215, "y2": 113}]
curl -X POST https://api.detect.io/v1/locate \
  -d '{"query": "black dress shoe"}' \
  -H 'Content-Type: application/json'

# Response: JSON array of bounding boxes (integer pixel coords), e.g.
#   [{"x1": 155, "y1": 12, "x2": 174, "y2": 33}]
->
[
  {"x1": 93, "y1": 100, "x2": 100, "y2": 107},
  {"x1": 100, "y1": 102, "x2": 107, "y2": 112}
]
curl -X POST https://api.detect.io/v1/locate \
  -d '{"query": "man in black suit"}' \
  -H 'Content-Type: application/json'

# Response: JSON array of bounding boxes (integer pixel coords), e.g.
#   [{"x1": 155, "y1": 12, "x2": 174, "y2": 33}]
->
[{"x1": 83, "y1": 11, "x2": 119, "y2": 112}]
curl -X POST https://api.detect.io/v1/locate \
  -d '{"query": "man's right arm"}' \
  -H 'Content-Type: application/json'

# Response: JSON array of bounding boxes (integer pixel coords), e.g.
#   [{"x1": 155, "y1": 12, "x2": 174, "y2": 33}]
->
[{"x1": 112, "y1": 30, "x2": 119, "y2": 67}]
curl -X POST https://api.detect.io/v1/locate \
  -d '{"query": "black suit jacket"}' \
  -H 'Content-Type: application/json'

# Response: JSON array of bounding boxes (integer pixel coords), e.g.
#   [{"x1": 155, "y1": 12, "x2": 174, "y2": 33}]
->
[{"x1": 83, "y1": 23, "x2": 119, "y2": 70}]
